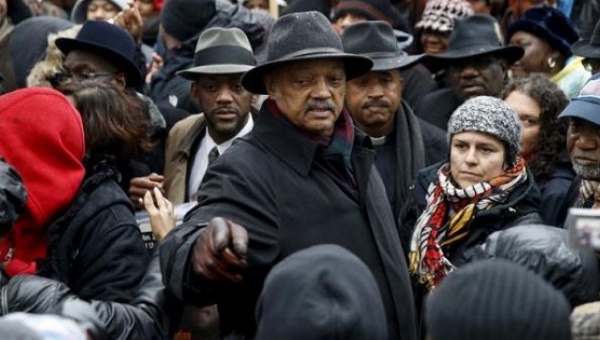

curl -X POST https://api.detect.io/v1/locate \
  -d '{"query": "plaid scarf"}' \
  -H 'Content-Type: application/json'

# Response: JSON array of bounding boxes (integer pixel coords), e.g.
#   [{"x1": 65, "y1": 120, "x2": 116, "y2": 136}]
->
[
  {"x1": 409, "y1": 158, "x2": 528, "y2": 290},
  {"x1": 267, "y1": 99, "x2": 355, "y2": 178}
]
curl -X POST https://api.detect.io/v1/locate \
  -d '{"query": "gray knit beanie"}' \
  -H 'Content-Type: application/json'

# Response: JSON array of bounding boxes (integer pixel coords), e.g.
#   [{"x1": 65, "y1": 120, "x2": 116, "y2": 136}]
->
[
  {"x1": 448, "y1": 96, "x2": 521, "y2": 166},
  {"x1": 425, "y1": 259, "x2": 572, "y2": 340}
]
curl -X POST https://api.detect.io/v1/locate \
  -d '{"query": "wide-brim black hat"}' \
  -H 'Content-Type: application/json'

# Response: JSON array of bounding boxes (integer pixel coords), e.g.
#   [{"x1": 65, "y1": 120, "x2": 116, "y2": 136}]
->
[
  {"x1": 55, "y1": 21, "x2": 143, "y2": 88},
  {"x1": 424, "y1": 15, "x2": 524, "y2": 73},
  {"x1": 572, "y1": 21, "x2": 600, "y2": 59},
  {"x1": 241, "y1": 11, "x2": 373, "y2": 95},
  {"x1": 342, "y1": 21, "x2": 425, "y2": 71}
]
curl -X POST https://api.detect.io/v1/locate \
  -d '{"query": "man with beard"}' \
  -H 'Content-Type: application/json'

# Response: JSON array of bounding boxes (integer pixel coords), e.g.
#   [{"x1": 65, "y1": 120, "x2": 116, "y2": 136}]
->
[
  {"x1": 161, "y1": 27, "x2": 256, "y2": 204},
  {"x1": 416, "y1": 14, "x2": 523, "y2": 130},
  {"x1": 558, "y1": 74, "x2": 600, "y2": 212},
  {"x1": 341, "y1": 21, "x2": 447, "y2": 222}
]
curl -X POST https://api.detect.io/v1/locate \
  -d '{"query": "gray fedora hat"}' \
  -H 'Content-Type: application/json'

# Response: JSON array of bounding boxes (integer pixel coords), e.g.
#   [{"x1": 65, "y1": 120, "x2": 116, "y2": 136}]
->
[
  {"x1": 572, "y1": 21, "x2": 600, "y2": 59},
  {"x1": 341, "y1": 21, "x2": 424, "y2": 71},
  {"x1": 241, "y1": 11, "x2": 373, "y2": 95},
  {"x1": 177, "y1": 27, "x2": 256, "y2": 80}
]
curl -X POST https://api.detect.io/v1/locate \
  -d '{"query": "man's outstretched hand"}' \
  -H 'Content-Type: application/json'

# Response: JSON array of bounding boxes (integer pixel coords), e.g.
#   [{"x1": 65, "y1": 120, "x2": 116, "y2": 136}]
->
[{"x1": 192, "y1": 218, "x2": 248, "y2": 283}]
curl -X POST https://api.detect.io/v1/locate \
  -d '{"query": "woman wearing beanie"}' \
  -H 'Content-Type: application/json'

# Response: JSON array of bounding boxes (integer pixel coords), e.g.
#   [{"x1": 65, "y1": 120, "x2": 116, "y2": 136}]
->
[
  {"x1": 414, "y1": 0, "x2": 474, "y2": 54},
  {"x1": 508, "y1": 5, "x2": 590, "y2": 98},
  {"x1": 502, "y1": 73, "x2": 574, "y2": 226},
  {"x1": 401, "y1": 96, "x2": 542, "y2": 296}
]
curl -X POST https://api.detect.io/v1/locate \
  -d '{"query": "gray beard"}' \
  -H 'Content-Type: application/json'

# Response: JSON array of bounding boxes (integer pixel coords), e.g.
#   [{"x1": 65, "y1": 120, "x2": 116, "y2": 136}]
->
[{"x1": 573, "y1": 163, "x2": 600, "y2": 181}]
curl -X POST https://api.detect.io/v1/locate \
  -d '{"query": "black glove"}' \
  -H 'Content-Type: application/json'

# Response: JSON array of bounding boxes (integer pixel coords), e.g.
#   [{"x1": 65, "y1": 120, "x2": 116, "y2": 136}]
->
[{"x1": 0, "y1": 158, "x2": 27, "y2": 237}]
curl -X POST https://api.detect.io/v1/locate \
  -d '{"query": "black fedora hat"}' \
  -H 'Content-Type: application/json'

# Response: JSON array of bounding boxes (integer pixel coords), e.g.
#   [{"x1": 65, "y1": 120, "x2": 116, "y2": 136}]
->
[
  {"x1": 241, "y1": 11, "x2": 373, "y2": 95},
  {"x1": 425, "y1": 15, "x2": 524, "y2": 72},
  {"x1": 572, "y1": 21, "x2": 600, "y2": 59},
  {"x1": 342, "y1": 21, "x2": 424, "y2": 71},
  {"x1": 55, "y1": 20, "x2": 143, "y2": 88}
]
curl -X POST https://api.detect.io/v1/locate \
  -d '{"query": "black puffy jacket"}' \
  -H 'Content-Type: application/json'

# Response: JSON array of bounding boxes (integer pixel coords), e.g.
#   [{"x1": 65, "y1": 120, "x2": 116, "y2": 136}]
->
[
  {"x1": 0, "y1": 250, "x2": 183, "y2": 339},
  {"x1": 472, "y1": 224, "x2": 600, "y2": 308}
]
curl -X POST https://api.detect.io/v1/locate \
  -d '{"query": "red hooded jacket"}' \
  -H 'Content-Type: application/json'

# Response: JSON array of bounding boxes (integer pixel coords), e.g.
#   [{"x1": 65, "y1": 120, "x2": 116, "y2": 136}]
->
[{"x1": 0, "y1": 87, "x2": 85, "y2": 276}]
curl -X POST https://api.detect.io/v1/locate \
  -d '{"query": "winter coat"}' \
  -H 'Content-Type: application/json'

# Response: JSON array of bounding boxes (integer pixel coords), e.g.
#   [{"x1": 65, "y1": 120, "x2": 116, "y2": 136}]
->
[
  {"x1": 414, "y1": 87, "x2": 462, "y2": 131},
  {"x1": 147, "y1": 0, "x2": 273, "y2": 113},
  {"x1": 472, "y1": 224, "x2": 600, "y2": 308},
  {"x1": 37, "y1": 158, "x2": 150, "y2": 302},
  {"x1": 160, "y1": 102, "x2": 418, "y2": 340},
  {"x1": 399, "y1": 162, "x2": 543, "y2": 264},
  {"x1": 535, "y1": 157, "x2": 576, "y2": 227},
  {"x1": 0, "y1": 249, "x2": 183, "y2": 339}
]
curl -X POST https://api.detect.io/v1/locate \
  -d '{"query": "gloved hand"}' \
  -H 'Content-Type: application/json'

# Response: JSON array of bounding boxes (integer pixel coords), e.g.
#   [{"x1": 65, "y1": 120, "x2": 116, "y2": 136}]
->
[
  {"x1": 191, "y1": 217, "x2": 248, "y2": 283},
  {"x1": 0, "y1": 158, "x2": 27, "y2": 238}
]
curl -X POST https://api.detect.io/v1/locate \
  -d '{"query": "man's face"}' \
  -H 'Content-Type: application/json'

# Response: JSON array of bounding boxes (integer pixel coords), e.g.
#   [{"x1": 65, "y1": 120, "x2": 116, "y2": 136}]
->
[
  {"x1": 567, "y1": 118, "x2": 600, "y2": 181},
  {"x1": 62, "y1": 50, "x2": 126, "y2": 89},
  {"x1": 448, "y1": 55, "x2": 507, "y2": 101},
  {"x1": 333, "y1": 12, "x2": 368, "y2": 35},
  {"x1": 87, "y1": 0, "x2": 120, "y2": 21},
  {"x1": 346, "y1": 69, "x2": 403, "y2": 137},
  {"x1": 265, "y1": 59, "x2": 346, "y2": 137},
  {"x1": 192, "y1": 74, "x2": 253, "y2": 143}
]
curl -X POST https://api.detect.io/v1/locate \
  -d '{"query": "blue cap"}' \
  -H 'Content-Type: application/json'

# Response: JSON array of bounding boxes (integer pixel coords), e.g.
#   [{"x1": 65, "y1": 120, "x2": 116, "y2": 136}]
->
[{"x1": 558, "y1": 73, "x2": 600, "y2": 126}]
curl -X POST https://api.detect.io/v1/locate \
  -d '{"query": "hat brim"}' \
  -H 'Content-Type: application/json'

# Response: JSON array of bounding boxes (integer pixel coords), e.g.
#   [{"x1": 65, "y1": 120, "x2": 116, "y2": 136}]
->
[
  {"x1": 177, "y1": 64, "x2": 255, "y2": 80},
  {"x1": 371, "y1": 54, "x2": 425, "y2": 71},
  {"x1": 558, "y1": 98, "x2": 600, "y2": 125},
  {"x1": 572, "y1": 39, "x2": 600, "y2": 59},
  {"x1": 241, "y1": 53, "x2": 373, "y2": 95},
  {"x1": 55, "y1": 38, "x2": 143, "y2": 88},
  {"x1": 423, "y1": 45, "x2": 524, "y2": 73}
]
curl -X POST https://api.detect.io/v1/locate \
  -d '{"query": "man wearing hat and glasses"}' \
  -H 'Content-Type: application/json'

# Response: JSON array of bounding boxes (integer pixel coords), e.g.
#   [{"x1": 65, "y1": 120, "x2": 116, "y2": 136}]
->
[
  {"x1": 162, "y1": 27, "x2": 257, "y2": 204},
  {"x1": 160, "y1": 11, "x2": 418, "y2": 340},
  {"x1": 341, "y1": 21, "x2": 448, "y2": 227},
  {"x1": 573, "y1": 21, "x2": 600, "y2": 76},
  {"x1": 416, "y1": 14, "x2": 524, "y2": 131}
]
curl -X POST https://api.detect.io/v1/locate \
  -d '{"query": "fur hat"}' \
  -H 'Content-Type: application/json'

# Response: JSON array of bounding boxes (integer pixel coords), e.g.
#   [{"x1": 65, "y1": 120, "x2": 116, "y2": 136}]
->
[{"x1": 448, "y1": 96, "x2": 521, "y2": 166}]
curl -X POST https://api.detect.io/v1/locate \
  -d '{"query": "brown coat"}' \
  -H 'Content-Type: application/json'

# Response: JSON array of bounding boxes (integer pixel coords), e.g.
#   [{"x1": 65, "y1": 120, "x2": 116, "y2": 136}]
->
[{"x1": 163, "y1": 113, "x2": 207, "y2": 204}]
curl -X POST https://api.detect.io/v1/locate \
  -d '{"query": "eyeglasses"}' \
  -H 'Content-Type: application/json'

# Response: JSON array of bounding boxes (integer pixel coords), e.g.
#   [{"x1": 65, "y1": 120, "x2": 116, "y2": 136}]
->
[
  {"x1": 582, "y1": 58, "x2": 600, "y2": 73},
  {"x1": 447, "y1": 56, "x2": 501, "y2": 73}
]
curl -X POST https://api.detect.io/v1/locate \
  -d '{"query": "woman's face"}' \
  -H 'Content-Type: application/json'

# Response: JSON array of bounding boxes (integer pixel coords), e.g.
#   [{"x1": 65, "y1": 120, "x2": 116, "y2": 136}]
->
[
  {"x1": 450, "y1": 131, "x2": 507, "y2": 188},
  {"x1": 504, "y1": 90, "x2": 541, "y2": 156},
  {"x1": 509, "y1": 31, "x2": 555, "y2": 77},
  {"x1": 420, "y1": 29, "x2": 451, "y2": 54}
]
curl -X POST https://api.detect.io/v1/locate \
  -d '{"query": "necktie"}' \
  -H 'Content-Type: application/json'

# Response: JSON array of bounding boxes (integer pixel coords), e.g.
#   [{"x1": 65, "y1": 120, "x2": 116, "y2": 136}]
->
[{"x1": 208, "y1": 146, "x2": 220, "y2": 165}]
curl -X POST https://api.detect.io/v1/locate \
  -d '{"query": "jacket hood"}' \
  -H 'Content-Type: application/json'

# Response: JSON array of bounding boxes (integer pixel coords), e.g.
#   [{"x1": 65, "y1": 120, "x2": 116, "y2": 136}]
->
[
  {"x1": 255, "y1": 244, "x2": 388, "y2": 339},
  {"x1": 476, "y1": 224, "x2": 600, "y2": 308},
  {"x1": 0, "y1": 88, "x2": 85, "y2": 269}
]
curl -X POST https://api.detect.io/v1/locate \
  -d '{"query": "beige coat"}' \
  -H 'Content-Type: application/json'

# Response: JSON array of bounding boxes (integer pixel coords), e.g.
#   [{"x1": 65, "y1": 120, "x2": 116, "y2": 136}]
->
[{"x1": 163, "y1": 114, "x2": 207, "y2": 204}]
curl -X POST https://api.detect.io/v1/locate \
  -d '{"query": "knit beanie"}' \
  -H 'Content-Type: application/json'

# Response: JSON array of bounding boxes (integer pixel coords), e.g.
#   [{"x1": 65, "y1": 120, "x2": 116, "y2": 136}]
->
[
  {"x1": 160, "y1": 0, "x2": 216, "y2": 43},
  {"x1": 415, "y1": 0, "x2": 474, "y2": 33},
  {"x1": 333, "y1": 0, "x2": 406, "y2": 31},
  {"x1": 425, "y1": 259, "x2": 572, "y2": 340},
  {"x1": 255, "y1": 244, "x2": 388, "y2": 339},
  {"x1": 447, "y1": 96, "x2": 521, "y2": 166}
]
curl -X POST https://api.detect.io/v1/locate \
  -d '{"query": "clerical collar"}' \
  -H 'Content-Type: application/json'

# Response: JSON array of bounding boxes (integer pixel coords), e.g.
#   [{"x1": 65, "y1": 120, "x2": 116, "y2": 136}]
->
[{"x1": 370, "y1": 135, "x2": 386, "y2": 146}]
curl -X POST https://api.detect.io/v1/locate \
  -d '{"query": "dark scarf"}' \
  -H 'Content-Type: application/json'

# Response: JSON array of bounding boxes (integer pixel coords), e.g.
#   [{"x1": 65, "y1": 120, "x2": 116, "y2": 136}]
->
[
  {"x1": 395, "y1": 101, "x2": 426, "y2": 205},
  {"x1": 266, "y1": 99, "x2": 355, "y2": 176}
]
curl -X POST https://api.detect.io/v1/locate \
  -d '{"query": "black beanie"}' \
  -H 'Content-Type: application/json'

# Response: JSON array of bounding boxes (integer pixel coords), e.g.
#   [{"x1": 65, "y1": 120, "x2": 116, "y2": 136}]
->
[
  {"x1": 160, "y1": 0, "x2": 216, "y2": 43},
  {"x1": 333, "y1": 0, "x2": 408, "y2": 31},
  {"x1": 425, "y1": 259, "x2": 572, "y2": 340}
]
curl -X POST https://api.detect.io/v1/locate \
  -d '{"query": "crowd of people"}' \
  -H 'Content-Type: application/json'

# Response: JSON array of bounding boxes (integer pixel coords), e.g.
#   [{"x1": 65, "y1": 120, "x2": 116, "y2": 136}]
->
[{"x1": 1, "y1": 0, "x2": 600, "y2": 339}]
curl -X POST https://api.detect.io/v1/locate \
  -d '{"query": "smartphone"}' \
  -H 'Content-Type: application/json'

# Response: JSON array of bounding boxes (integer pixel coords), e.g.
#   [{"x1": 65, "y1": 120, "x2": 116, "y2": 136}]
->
[{"x1": 566, "y1": 208, "x2": 600, "y2": 251}]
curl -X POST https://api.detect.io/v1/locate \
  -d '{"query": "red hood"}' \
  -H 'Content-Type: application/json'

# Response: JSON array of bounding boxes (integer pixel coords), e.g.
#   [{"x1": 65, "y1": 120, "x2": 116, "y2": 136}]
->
[{"x1": 0, "y1": 88, "x2": 85, "y2": 274}]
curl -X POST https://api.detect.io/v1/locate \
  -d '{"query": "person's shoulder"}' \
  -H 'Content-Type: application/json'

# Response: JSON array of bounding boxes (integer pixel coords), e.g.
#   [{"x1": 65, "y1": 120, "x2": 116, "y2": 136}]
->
[{"x1": 169, "y1": 114, "x2": 205, "y2": 134}]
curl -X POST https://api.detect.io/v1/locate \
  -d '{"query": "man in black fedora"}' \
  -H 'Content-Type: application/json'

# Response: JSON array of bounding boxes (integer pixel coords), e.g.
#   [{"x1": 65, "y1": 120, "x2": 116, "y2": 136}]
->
[
  {"x1": 159, "y1": 11, "x2": 418, "y2": 340},
  {"x1": 341, "y1": 21, "x2": 447, "y2": 227},
  {"x1": 415, "y1": 14, "x2": 524, "y2": 131},
  {"x1": 573, "y1": 21, "x2": 600, "y2": 76}
]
